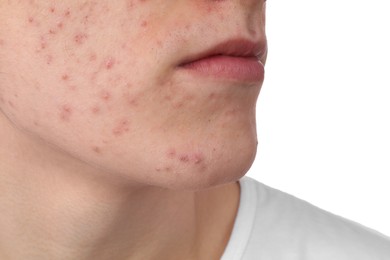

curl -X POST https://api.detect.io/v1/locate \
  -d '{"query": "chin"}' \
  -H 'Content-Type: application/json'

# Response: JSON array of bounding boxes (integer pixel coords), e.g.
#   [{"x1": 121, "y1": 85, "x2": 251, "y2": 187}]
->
[{"x1": 142, "y1": 138, "x2": 258, "y2": 191}]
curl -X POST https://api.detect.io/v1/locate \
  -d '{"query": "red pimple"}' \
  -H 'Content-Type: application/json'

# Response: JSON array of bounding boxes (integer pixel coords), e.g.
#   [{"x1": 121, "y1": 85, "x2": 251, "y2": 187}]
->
[
  {"x1": 173, "y1": 102, "x2": 184, "y2": 109},
  {"x1": 74, "y1": 33, "x2": 88, "y2": 45},
  {"x1": 167, "y1": 148, "x2": 177, "y2": 158},
  {"x1": 49, "y1": 7, "x2": 55, "y2": 13},
  {"x1": 59, "y1": 105, "x2": 73, "y2": 122},
  {"x1": 112, "y1": 119, "x2": 130, "y2": 136},
  {"x1": 61, "y1": 74, "x2": 70, "y2": 81},
  {"x1": 179, "y1": 155, "x2": 190, "y2": 163},
  {"x1": 141, "y1": 20, "x2": 148, "y2": 27},
  {"x1": 127, "y1": 97, "x2": 138, "y2": 107},
  {"x1": 91, "y1": 106, "x2": 101, "y2": 114},
  {"x1": 64, "y1": 9, "x2": 71, "y2": 17},
  {"x1": 40, "y1": 36, "x2": 47, "y2": 50},
  {"x1": 209, "y1": 93, "x2": 217, "y2": 99},
  {"x1": 192, "y1": 153, "x2": 204, "y2": 164},
  {"x1": 89, "y1": 53, "x2": 97, "y2": 62},
  {"x1": 67, "y1": 85, "x2": 77, "y2": 91},
  {"x1": 92, "y1": 146, "x2": 102, "y2": 154},
  {"x1": 104, "y1": 58, "x2": 116, "y2": 70},
  {"x1": 99, "y1": 90, "x2": 111, "y2": 102}
]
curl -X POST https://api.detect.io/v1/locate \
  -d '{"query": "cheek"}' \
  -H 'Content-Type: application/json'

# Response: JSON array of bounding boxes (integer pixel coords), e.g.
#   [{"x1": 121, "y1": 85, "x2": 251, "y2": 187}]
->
[{"x1": 0, "y1": 1, "x2": 156, "y2": 149}]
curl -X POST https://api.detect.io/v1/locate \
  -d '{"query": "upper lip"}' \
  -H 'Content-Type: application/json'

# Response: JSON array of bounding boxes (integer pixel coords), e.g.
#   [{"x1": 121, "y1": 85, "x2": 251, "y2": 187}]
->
[{"x1": 178, "y1": 38, "x2": 267, "y2": 66}]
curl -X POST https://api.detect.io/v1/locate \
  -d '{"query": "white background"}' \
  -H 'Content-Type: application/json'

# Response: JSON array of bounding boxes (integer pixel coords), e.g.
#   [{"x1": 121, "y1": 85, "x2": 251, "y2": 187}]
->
[{"x1": 248, "y1": 0, "x2": 390, "y2": 237}]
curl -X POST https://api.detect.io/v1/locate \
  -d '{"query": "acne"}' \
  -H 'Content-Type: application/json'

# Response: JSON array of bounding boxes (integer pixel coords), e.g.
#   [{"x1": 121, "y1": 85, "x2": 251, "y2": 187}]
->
[
  {"x1": 166, "y1": 148, "x2": 205, "y2": 165},
  {"x1": 209, "y1": 93, "x2": 217, "y2": 100},
  {"x1": 64, "y1": 9, "x2": 72, "y2": 18},
  {"x1": 104, "y1": 58, "x2": 116, "y2": 70},
  {"x1": 167, "y1": 148, "x2": 177, "y2": 158},
  {"x1": 59, "y1": 104, "x2": 73, "y2": 122},
  {"x1": 120, "y1": 89, "x2": 139, "y2": 108},
  {"x1": 140, "y1": 20, "x2": 148, "y2": 28},
  {"x1": 89, "y1": 53, "x2": 97, "y2": 62},
  {"x1": 90, "y1": 105, "x2": 101, "y2": 115},
  {"x1": 155, "y1": 166, "x2": 172, "y2": 173},
  {"x1": 45, "y1": 55, "x2": 54, "y2": 65},
  {"x1": 99, "y1": 90, "x2": 112, "y2": 102},
  {"x1": 112, "y1": 119, "x2": 131, "y2": 137},
  {"x1": 127, "y1": 0, "x2": 148, "y2": 10},
  {"x1": 126, "y1": 97, "x2": 139, "y2": 108},
  {"x1": 74, "y1": 33, "x2": 89, "y2": 45},
  {"x1": 179, "y1": 155, "x2": 190, "y2": 163},
  {"x1": 92, "y1": 146, "x2": 102, "y2": 154},
  {"x1": 61, "y1": 74, "x2": 70, "y2": 81}
]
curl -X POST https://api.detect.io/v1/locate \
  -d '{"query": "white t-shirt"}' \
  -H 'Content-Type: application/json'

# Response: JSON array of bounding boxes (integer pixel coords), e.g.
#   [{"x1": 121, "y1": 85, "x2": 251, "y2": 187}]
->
[{"x1": 221, "y1": 177, "x2": 390, "y2": 260}]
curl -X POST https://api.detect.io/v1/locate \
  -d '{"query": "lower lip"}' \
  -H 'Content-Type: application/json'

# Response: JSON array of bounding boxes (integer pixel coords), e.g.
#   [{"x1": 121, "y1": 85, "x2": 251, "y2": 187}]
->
[{"x1": 179, "y1": 55, "x2": 264, "y2": 82}]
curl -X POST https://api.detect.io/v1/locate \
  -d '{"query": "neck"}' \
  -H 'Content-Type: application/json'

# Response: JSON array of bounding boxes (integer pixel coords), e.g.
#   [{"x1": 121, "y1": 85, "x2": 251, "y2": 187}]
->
[{"x1": 0, "y1": 115, "x2": 240, "y2": 260}]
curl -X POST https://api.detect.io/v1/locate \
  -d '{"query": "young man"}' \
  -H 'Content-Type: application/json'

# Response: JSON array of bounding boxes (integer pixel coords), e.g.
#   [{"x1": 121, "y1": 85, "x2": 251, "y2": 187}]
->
[{"x1": 0, "y1": 1, "x2": 389, "y2": 259}]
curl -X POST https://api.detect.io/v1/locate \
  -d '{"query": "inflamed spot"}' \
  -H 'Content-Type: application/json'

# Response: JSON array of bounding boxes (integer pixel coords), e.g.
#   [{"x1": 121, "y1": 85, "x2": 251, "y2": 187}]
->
[
  {"x1": 112, "y1": 119, "x2": 130, "y2": 137},
  {"x1": 74, "y1": 33, "x2": 88, "y2": 45},
  {"x1": 92, "y1": 146, "x2": 102, "y2": 154},
  {"x1": 91, "y1": 105, "x2": 101, "y2": 115},
  {"x1": 99, "y1": 90, "x2": 112, "y2": 102},
  {"x1": 59, "y1": 105, "x2": 73, "y2": 122},
  {"x1": 104, "y1": 58, "x2": 116, "y2": 70}
]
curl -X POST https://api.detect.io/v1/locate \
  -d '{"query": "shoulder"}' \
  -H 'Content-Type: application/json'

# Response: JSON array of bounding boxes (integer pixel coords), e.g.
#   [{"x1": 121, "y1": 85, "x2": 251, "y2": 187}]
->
[{"x1": 223, "y1": 177, "x2": 390, "y2": 260}]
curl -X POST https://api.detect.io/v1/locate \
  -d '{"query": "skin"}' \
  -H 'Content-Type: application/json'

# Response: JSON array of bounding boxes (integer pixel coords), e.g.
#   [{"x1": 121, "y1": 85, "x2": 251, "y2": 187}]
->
[{"x1": 0, "y1": 0, "x2": 266, "y2": 259}]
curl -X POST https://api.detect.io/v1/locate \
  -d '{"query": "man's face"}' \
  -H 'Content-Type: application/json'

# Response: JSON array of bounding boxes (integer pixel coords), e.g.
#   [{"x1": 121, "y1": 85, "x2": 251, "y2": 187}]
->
[{"x1": 0, "y1": 0, "x2": 267, "y2": 189}]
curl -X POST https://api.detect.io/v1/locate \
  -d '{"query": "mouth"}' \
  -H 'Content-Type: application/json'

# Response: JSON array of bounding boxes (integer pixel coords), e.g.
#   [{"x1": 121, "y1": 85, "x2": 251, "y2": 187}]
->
[{"x1": 178, "y1": 38, "x2": 267, "y2": 82}]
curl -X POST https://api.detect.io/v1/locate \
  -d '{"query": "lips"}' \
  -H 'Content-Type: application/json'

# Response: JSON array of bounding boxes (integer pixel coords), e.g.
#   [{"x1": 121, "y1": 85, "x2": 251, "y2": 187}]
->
[{"x1": 178, "y1": 39, "x2": 267, "y2": 82}]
